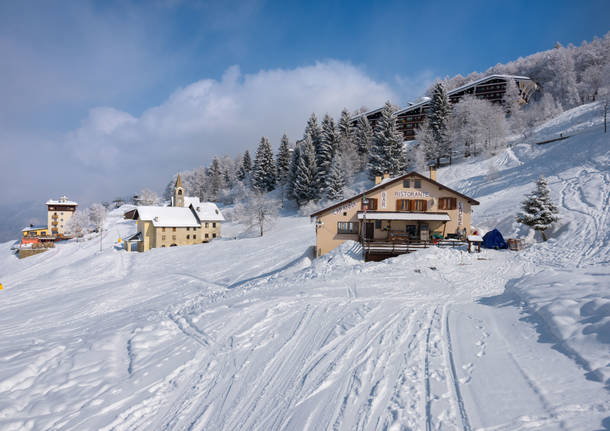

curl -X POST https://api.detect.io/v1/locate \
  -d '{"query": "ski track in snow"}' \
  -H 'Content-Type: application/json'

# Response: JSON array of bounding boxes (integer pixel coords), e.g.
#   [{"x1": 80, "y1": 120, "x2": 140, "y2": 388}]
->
[{"x1": 0, "y1": 102, "x2": 609, "y2": 430}]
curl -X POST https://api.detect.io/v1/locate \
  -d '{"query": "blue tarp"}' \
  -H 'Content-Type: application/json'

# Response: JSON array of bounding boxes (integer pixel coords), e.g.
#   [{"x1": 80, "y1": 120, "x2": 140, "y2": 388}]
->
[{"x1": 482, "y1": 229, "x2": 508, "y2": 249}]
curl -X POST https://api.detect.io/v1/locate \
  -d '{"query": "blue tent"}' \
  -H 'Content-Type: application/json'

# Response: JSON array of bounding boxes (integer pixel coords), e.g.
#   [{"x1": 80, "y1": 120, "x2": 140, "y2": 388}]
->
[{"x1": 482, "y1": 229, "x2": 508, "y2": 249}]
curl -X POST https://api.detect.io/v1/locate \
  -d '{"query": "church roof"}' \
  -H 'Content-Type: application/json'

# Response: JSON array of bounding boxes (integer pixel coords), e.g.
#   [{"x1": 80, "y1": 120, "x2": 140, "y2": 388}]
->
[
  {"x1": 189, "y1": 200, "x2": 225, "y2": 222},
  {"x1": 132, "y1": 206, "x2": 201, "y2": 227},
  {"x1": 175, "y1": 173, "x2": 183, "y2": 188}
]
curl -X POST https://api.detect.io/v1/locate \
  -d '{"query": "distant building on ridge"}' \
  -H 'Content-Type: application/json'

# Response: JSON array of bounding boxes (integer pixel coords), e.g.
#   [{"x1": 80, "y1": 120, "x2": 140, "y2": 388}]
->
[{"x1": 351, "y1": 74, "x2": 538, "y2": 141}]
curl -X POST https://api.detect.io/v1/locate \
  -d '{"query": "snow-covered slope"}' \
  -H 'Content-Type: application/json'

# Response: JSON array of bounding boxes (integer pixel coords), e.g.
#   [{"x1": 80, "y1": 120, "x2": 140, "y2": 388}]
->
[{"x1": 0, "y1": 102, "x2": 608, "y2": 431}]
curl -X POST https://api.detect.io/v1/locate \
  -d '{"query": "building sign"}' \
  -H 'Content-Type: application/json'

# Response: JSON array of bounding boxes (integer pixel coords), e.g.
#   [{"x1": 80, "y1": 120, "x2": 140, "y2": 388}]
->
[
  {"x1": 394, "y1": 191, "x2": 430, "y2": 198},
  {"x1": 458, "y1": 201, "x2": 463, "y2": 226},
  {"x1": 381, "y1": 191, "x2": 387, "y2": 209},
  {"x1": 333, "y1": 201, "x2": 358, "y2": 215}
]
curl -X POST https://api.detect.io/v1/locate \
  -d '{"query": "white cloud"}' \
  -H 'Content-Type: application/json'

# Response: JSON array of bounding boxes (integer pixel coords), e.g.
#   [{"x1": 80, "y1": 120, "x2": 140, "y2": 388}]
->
[{"x1": 60, "y1": 61, "x2": 397, "y2": 202}]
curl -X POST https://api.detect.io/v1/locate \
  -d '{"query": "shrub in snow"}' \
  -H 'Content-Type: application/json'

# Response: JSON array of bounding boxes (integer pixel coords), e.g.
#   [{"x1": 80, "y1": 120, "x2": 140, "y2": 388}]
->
[
  {"x1": 516, "y1": 176, "x2": 559, "y2": 241},
  {"x1": 234, "y1": 191, "x2": 279, "y2": 237},
  {"x1": 136, "y1": 188, "x2": 161, "y2": 206}
]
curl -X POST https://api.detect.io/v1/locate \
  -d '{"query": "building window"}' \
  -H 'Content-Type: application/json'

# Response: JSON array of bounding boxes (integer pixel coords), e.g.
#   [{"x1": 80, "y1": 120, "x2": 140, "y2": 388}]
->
[
  {"x1": 403, "y1": 179, "x2": 410, "y2": 188},
  {"x1": 172, "y1": 235, "x2": 176, "y2": 240},
  {"x1": 205, "y1": 233, "x2": 209, "y2": 238},
  {"x1": 162, "y1": 227, "x2": 166, "y2": 232},
  {"x1": 186, "y1": 235, "x2": 190, "y2": 239},
  {"x1": 375, "y1": 220, "x2": 382, "y2": 229},
  {"x1": 213, "y1": 222, "x2": 216, "y2": 228},
  {"x1": 205, "y1": 222, "x2": 209, "y2": 228},
  {"x1": 213, "y1": 233, "x2": 217, "y2": 238},
  {"x1": 397, "y1": 199, "x2": 427, "y2": 211},
  {"x1": 337, "y1": 222, "x2": 359, "y2": 234},
  {"x1": 178, "y1": 189, "x2": 182, "y2": 195},
  {"x1": 186, "y1": 227, "x2": 190, "y2": 231},
  {"x1": 438, "y1": 197, "x2": 457, "y2": 210},
  {"x1": 172, "y1": 227, "x2": 176, "y2": 232},
  {"x1": 193, "y1": 234, "x2": 196, "y2": 239},
  {"x1": 414, "y1": 180, "x2": 422, "y2": 188},
  {"x1": 413, "y1": 199, "x2": 427, "y2": 211},
  {"x1": 367, "y1": 198, "x2": 378, "y2": 210}
]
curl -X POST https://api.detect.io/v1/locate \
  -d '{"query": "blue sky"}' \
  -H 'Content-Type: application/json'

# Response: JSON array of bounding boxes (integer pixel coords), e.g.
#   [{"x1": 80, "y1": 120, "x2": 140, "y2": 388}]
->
[{"x1": 0, "y1": 0, "x2": 608, "y2": 207}]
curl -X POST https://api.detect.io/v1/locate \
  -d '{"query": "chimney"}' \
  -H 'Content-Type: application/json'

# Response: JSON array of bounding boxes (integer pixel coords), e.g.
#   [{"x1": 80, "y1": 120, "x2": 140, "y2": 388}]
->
[
  {"x1": 383, "y1": 172, "x2": 390, "y2": 180},
  {"x1": 375, "y1": 175, "x2": 382, "y2": 185},
  {"x1": 429, "y1": 165, "x2": 437, "y2": 182}
]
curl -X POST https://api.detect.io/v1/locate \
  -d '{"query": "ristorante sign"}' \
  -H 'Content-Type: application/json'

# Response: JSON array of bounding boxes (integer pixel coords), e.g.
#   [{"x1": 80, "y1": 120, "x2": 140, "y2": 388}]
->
[{"x1": 394, "y1": 191, "x2": 431, "y2": 198}]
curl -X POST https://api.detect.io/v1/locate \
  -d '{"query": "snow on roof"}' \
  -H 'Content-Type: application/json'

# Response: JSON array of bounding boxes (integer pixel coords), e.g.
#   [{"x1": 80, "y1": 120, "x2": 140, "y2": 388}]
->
[
  {"x1": 350, "y1": 106, "x2": 385, "y2": 122},
  {"x1": 446, "y1": 74, "x2": 534, "y2": 97},
  {"x1": 22, "y1": 225, "x2": 48, "y2": 232},
  {"x1": 135, "y1": 206, "x2": 201, "y2": 227},
  {"x1": 46, "y1": 196, "x2": 78, "y2": 206},
  {"x1": 184, "y1": 196, "x2": 201, "y2": 208},
  {"x1": 394, "y1": 74, "x2": 536, "y2": 116},
  {"x1": 190, "y1": 202, "x2": 225, "y2": 222},
  {"x1": 357, "y1": 212, "x2": 451, "y2": 221}
]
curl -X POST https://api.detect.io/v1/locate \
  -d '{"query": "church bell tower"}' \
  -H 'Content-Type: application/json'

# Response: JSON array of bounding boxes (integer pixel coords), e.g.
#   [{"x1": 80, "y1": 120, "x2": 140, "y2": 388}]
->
[{"x1": 174, "y1": 173, "x2": 184, "y2": 207}]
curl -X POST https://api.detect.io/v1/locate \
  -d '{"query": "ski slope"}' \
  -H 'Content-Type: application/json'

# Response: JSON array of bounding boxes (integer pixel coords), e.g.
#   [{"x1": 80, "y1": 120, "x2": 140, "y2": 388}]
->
[{"x1": 0, "y1": 102, "x2": 608, "y2": 430}]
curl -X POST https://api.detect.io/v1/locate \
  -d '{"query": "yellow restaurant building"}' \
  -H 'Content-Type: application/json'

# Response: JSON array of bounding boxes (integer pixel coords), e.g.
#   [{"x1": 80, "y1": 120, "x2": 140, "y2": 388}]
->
[{"x1": 310, "y1": 167, "x2": 479, "y2": 257}]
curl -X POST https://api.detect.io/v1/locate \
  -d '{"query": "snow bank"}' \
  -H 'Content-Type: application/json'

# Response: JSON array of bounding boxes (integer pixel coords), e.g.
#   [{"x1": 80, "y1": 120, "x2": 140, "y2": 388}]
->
[{"x1": 507, "y1": 268, "x2": 610, "y2": 386}]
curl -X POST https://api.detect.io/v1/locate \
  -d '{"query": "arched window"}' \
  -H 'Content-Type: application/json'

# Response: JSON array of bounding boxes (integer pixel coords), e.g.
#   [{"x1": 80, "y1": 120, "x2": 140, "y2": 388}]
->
[{"x1": 178, "y1": 189, "x2": 183, "y2": 195}]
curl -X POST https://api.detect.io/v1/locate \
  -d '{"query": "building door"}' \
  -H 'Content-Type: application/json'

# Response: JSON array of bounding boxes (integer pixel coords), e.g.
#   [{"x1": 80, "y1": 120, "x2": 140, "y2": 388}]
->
[
  {"x1": 365, "y1": 222, "x2": 374, "y2": 240},
  {"x1": 420, "y1": 223, "x2": 430, "y2": 241}
]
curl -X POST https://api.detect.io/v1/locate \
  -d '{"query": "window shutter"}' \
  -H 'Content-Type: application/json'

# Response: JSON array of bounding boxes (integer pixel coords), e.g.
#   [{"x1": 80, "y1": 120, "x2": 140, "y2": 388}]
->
[
  {"x1": 408, "y1": 200, "x2": 414, "y2": 212},
  {"x1": 451, "y1": 198, "x2": 457, "y2": 210},
  {"x1": 422, "y1": 200, "x2": 427, "y2": 211}
]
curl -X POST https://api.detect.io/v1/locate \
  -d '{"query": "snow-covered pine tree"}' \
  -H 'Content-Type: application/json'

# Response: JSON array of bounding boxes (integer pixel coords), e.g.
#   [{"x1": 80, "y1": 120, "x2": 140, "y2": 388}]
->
[
  {"x1": 337, "y1": 108, "x2": 359, "y2": 181},
  {"x1": 354, "y1": 114, "x2": 373, "y2": 170},
  {"x1": 207, "y1": 158, "x2": 224, "y2": 200},
  {"x1": 368, "y1": 101, "x2": 405, "y2": 179},
  {"x1": 317, "y1": 114, "x2": 339, "y2": 194},
  {"x1": 292, "y1": 137, "x2": 319, "y2": 206},
  {"x1": 325, "y1": 155, "x2": 346, "y2": 201},
  {"x1": 237, "y1": 150, "x2": 253, "y2": 182},
  {"x1": 337, "y1": 108, "x2": 352, "y2": 151},
  {"x1": 428, "y1": 82, "x2": 451, "y2": 165},
  {"x1": 304, "y1": 113, "x2": 322, "y2": 156},
  {"x1": 276, "y1": 133, "x2": 291, "y2": 186},
  {"x1": 252, "y1": 137, "x2": 276, "y2": 193},
  {"x1": 286, "y1": 142, "x2": 301, "y2": 200},
  {"x1": 516, "y1": 176, "x2": 559, "y2": 241}
]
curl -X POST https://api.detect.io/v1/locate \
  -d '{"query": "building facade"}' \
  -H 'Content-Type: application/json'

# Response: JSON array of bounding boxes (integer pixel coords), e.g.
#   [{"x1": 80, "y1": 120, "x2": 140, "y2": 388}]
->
[
  {"x1": 351, "y1": 74, "x2": 538, "y2": 141},
  {"x1": 310, "y1": 168, "x2": 479, "y2": 257},
  {"x1": 124, "y1": 174, "x2": 224, "y2": 252},
  {"x1": 46, "y1": 196, "x2": 78, "y2": 237}
]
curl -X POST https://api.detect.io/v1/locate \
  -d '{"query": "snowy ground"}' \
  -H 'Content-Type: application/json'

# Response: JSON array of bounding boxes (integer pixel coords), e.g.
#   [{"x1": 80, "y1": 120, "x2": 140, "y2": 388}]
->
[{"x1": 0, "y1": 102, "x2": 608, "y2": 430}]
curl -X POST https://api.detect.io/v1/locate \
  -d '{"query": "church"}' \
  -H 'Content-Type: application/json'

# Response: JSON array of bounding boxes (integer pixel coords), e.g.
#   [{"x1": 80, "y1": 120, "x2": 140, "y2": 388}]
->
[{"x1": 124, "y1": 175, "x2": 224, "y2": 252}]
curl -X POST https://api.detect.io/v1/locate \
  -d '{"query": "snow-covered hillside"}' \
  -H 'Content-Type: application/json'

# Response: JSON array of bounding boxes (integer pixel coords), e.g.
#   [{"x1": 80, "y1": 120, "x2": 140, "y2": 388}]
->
[{"x1": 0, "y1": 102, "x2": 608, "y2": 430}]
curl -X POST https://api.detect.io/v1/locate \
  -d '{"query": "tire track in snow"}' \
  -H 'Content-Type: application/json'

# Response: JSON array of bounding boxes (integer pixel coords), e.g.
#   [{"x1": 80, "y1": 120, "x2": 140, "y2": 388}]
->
[{"x1": 444, "y1": 307, "x2": 472, "y2": 431}]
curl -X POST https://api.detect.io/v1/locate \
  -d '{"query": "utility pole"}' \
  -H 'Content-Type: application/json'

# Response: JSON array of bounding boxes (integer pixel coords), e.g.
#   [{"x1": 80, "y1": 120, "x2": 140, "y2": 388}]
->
[
  {"x1": 604, "y1": 100, "x2": 608, "y2": 133},
  {"x1": 99, "y1": 226, "x2": 103, "y2": 252},
  {"x1": 361, "y1": 193, "x2": 368, "y2": 261}
]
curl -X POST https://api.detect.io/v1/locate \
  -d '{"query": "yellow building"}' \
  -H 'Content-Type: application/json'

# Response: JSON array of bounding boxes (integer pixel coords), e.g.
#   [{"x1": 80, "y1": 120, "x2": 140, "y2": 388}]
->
[
  {"x1": 46, "y1": 196, "x2": 78, "y2": 237},
  {"x1": 22, "y1": 225, "x2": 50, "y2": 238},
  {"x1": 310, "y1": 167, "x2": 479, "y2": 258},
  {"x1": 124, "y1": 174, "x2": 224, "y2": 252}
]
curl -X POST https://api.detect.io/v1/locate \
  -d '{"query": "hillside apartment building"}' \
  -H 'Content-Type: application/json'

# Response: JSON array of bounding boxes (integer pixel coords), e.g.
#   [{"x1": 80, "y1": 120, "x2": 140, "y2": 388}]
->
[
  {"x1": 123, "y1": 174, "x2": 224, "y2": 252},
  {"x1": 311, "y1": 167, "x2": 479, "y2": 257},
  {"x1": 352, "y1": 74, "x2": 538, "y2": 141}
]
